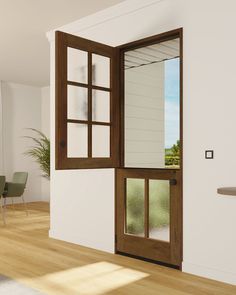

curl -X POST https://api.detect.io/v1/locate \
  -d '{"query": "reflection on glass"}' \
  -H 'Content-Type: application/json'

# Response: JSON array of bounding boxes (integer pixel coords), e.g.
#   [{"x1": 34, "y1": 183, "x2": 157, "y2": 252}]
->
[
  {"x1": 124, "y1": 38, "x2": 180, "y2": 169},
  {"x1": 68, "y1": 47, "x2": 88, "y2": 83},
  {"x1": 92, "y1": 125, "x2": 110, "y2": 157},
  {"x1": 67, "y1": 85, "x2": 88, "y2": 120},
  {"x1": 92, "y1": 54, "x2": 110, "y2": 88},
  {"x1": 149, "y1": 180, "x2": 170, "y2": 242},
  {"x1": 126, "y1": 178, "x2": 145, "y2": 236},
  {"x1": 92, "y1": 90, "x2": 110, "y2": 122},
  {"x1": 67, "y1": 123, "x2": 87, "y2": 157}
]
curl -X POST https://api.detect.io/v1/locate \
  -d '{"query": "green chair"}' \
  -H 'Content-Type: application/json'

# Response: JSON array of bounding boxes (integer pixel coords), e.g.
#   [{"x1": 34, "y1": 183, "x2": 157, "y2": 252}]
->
[
  {"x1": 0, "y1": 176, "x2": 6, "y2": 225},
  {"x1": 3, "y1": 172, "x2": 28, "y2": 217}
]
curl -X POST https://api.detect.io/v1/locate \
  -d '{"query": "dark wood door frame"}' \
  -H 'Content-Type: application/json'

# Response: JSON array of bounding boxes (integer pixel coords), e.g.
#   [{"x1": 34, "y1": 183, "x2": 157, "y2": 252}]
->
[{"x1": 115, "y1": 28, "x2": 183, "y2": 268}]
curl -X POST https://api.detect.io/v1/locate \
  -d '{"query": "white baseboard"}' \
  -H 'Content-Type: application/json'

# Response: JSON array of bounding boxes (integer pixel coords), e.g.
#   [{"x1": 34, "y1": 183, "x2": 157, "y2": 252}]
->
[
  {"x1": 49, "y1": 229, "x2": 115, "y2": 254},
  {"x1": 182, "y1": 261, "x2": 236, "y2": 285}
]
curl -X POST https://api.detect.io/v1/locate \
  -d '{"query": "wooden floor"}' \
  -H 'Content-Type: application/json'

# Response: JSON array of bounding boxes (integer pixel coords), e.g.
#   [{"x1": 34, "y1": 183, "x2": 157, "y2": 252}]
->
[{"x1": 0, "y1": 202, "x2": 235, "y2": 295}]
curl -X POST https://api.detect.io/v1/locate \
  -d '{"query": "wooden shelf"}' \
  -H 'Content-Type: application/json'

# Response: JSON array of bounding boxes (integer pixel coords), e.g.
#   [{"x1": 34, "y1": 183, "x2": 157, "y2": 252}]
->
[{"x1": 217, "y1": 187, "x2": 236, "y2": 196}]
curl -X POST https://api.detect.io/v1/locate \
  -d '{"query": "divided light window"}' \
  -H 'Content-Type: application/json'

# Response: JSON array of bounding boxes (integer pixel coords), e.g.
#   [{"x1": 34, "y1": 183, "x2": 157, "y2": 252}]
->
[{"x1": 55, "y1": 31, "x2": 119, "y2": 169}]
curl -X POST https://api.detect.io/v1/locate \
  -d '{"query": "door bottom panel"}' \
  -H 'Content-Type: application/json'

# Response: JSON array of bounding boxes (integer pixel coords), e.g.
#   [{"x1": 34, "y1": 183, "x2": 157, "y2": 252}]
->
[{"x1": 115, "y1": 168, "x2": 182, "y2": 267}]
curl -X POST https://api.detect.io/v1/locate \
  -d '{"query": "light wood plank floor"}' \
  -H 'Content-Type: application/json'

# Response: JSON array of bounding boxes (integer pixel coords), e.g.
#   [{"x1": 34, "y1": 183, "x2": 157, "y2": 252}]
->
[{"x1": 0, "y1": 202, "x2": 235, "y2": 295}]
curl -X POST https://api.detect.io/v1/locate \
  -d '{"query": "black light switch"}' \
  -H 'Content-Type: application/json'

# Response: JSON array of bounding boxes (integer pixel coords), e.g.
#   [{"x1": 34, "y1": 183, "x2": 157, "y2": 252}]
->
[{"x1": 205, "y1": 150, "x2": 214, "y2": 159}]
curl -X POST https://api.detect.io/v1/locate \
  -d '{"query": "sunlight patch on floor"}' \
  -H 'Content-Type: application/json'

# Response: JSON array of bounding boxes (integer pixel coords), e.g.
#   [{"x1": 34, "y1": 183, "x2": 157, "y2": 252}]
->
[{"x1": 37, "y1": 261, "x2": 149, "y2": 295}]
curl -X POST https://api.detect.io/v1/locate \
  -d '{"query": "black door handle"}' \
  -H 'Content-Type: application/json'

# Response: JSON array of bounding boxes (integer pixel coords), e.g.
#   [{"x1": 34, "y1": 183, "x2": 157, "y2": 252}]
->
[
  {"x1": 170, "y1": 179, "x2": 177, "y2": 185},
  {"x1": 60, "y1": 140, "x2": 66, "y2": 148}
]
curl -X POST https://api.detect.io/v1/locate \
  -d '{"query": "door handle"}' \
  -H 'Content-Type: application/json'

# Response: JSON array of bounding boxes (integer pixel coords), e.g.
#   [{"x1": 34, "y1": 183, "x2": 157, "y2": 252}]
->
[
  {"x1": 170, "y1": 179, "x2": 177, "y2": 185},
  {"x1": 60, "y1": 140, "x2": 66, "y2": 148}
]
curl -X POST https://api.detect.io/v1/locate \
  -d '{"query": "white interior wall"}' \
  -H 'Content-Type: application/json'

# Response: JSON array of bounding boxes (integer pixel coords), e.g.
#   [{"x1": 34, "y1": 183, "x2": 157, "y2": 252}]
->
[
  {"x1": 1, "y1": 82, "x2": 42, "y2": 202},
  {"x1": 0, "y1": 82, "x2": 50, "y2": 203},
  {"x1": 41, "y1": 86, "x2": 50, "y2": 201},
  {"x1": 48, "y1": 0, "x2": 236, "y2": 285},
  {"x1": 0, "y1": 82, "x2": 4, "y2": 174},
  {"x1": 125, "y1": 63, "x2": 165, "y2": 168}
]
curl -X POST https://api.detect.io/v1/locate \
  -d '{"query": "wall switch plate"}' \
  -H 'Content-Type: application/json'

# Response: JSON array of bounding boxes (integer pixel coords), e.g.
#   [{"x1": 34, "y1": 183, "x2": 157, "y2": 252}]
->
[{"x1": 205, "y1": 150, "x2": 214, "y2": 159}]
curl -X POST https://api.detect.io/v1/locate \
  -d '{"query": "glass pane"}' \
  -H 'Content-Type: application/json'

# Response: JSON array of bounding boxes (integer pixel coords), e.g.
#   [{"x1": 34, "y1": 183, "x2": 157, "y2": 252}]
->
[
  {"x1": 68, "y1": 47, "x2": 88, "y2": 83},
  {"x1": 92, "y1": 125, "x2": 110, "y2": 157},
  {"x1": 92, "y1": 90, "x2": 110, "y2": 122},
  {"x1": 149, "y1": 180, "x2": 170, "y2": 242},
  {"x1": 92, "y1": 54, "x2": 110, "y2": 88},
  {"x1": 124, "y1": 38, "x2": 180, "y2": 169},
  {"x1": 67, "y1": 85, "x2": 88, "y2": 120},
  {"x1": 67, "y1": 123, "x2": 87, "y2": 157},
  {"x1": 126, "y1": 178, "x2": 145, "y2": 237}
]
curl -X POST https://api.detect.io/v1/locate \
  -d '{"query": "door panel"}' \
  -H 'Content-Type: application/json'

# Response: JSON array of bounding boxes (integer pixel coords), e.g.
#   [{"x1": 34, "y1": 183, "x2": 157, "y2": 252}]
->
[
  {"x1": 55, "y1": 31, "x2": 120, "y2": 169},
  {"x1": 116, "y1": 168, "x2": 182, "y2": 266},
  {"x1": 149, "y1": 179, "x2": 170, "y2": 242},
  {"x1": 126, "y1": 178, "x2": 145, "y2": 236},
  {"x1": 116, "y1": 29, "x2": 182, "y2": 267}
]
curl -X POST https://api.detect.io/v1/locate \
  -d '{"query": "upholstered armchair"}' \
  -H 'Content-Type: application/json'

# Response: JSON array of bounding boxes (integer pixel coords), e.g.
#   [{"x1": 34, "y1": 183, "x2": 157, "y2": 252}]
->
[{"x1": 3, "y1": 172, "x2": 28, "y2": 219}]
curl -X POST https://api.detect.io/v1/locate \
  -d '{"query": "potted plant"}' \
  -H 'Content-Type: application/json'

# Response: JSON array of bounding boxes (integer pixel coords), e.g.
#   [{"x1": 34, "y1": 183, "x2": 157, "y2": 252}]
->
[{"x1": 24, "y1": 129, "x2": 50, "y2": 180}]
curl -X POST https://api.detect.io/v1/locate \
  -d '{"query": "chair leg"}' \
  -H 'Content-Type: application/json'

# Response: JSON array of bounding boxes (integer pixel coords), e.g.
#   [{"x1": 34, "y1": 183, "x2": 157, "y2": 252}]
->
[
  {"x1": 1, "y1": 196, "x2": 6, "y2": 225},
  {"x1": 11, "y1": 197, "x2": 15, "y2": 212},
  {"x1": 22, "y1": 195, "x2": 28, "y2": 216},
  {"x1": 4, "y1": 197, "x2": 7, "y2": 217}
]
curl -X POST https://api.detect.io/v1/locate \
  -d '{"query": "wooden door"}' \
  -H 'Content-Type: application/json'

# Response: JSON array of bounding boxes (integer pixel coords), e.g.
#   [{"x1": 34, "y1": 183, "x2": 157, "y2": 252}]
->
[
  {"x1": 116, "y1": 168, "x2": 182, "y2": 267},
  {"x1": 55, "y1": 31, "x2": 120, "y2": 170},
  {"x1": 116, "y1": 28, "x2": 183, "y2": 267}
]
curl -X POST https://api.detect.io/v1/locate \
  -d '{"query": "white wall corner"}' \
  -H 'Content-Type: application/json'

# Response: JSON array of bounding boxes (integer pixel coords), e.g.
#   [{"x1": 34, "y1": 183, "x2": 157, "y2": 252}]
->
[{"x1": 46, "y1": 0, "x2": 162, "y2": 42}]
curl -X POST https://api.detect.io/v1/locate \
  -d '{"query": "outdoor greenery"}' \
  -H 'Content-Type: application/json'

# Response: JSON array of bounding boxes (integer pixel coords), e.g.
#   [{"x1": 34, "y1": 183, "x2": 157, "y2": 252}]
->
[
  {"x1": 165, "y1": 140, "x2": 180, "y2": 167},
  {"x1": 126, "y1": 179, "x2": 169, "y2": 235},
  {"x1": 24, "y1": 129, "x2": 50, "y2": 179},
  {"x1": 126, "y1": 141, "x2": 180, "y2": 235}
]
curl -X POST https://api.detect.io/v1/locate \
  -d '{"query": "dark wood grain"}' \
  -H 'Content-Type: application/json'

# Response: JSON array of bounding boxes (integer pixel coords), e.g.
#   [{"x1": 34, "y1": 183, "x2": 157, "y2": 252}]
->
[
  {"x1": 144, "y1": 178, "x2": 149, "y2": 238},
  {"x1": 116, "y1": 168, "x2": 182, "y2": 266},
  {"x1": 55, "y1": 31, "x2": 120, "y2": 169},
  {"x1": 88, "y1": 52, "x2": 92, "y2": 158}
]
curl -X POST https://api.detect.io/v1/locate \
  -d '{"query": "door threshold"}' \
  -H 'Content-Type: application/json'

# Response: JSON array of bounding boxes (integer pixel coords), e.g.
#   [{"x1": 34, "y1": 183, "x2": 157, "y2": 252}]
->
[{"x1": 116, "y1": 251, "x2": 181, "y2": 270}]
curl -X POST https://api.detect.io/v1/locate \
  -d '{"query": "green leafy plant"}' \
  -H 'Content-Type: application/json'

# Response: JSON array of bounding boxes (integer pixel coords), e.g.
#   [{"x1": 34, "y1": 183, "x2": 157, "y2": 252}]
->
[
  {"x1": 24, "y1": 129, "x2": 50, "y2": 180},
  {"x1": 170, "y1": 140, "x2": 180, "y2": 156},
  {"x1": 165, "y1": 140, "x2": 180, "y2": 167}
]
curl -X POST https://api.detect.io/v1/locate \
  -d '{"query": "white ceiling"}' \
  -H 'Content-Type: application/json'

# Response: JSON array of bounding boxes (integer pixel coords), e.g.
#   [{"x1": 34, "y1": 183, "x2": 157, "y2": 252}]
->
[{"x1": 0, "y1": 0, "x2": 124, "y2": 86}]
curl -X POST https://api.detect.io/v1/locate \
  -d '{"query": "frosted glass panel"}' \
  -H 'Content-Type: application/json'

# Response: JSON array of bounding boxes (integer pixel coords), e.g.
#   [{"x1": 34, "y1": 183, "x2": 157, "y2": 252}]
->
[
  {"x1": 126, "y1": 178, "x2": 145, "y2": 237},
  {"x1": 149, "y1": 180, "x2": 170, "y2": 242},
  {"x1": 67, "y1": 85, "x2": 88, "y2": 120},
  {"x1": 67, "y1": 123, "x2": 87, "y2": 157},
  {"x1": 68, "y1": 47, "x2": 88, "y2": 83},
  {"x1": 92, "y1": 54, "x2": 110, "y2": 88},
  {"x1": 92, "y1": 90, "x2": 110, "y2": 122},
  {"x1": 92, "y1": 125, "x2": 110, "y2": 157}
]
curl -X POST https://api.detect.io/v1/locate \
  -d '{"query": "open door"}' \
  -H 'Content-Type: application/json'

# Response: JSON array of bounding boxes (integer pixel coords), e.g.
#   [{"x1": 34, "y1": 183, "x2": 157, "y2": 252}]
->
[
  {"x1": 55, "y1": 28, "x2": 183, "y2": 268},
  {"x1": 116, "y1": 29, "x2": 183, "y2": 267},
  {"x1": 55, "y1": 31, "x2": 120, "y2": 170}
]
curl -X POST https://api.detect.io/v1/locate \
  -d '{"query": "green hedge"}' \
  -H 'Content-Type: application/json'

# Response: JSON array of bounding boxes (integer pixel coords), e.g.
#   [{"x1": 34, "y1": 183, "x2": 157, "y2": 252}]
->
[{"x1": 165, "y1": 155, "x2": 180, "y2": 166}]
